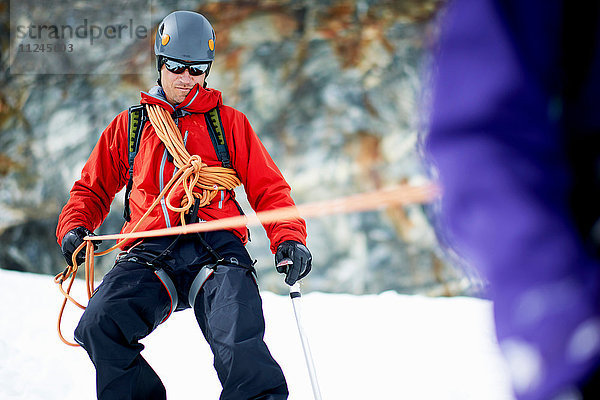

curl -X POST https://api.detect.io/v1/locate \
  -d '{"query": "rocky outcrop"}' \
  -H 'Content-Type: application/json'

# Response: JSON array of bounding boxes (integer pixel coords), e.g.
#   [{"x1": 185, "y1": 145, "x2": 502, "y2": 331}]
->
[{"x1": 0, "y1": 0, "x2": 480, "y2": 295}]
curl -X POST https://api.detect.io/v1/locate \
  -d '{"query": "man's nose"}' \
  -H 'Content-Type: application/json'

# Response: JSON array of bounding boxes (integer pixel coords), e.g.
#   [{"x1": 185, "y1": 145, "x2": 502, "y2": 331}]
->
[{"x1": 179, "y1": 69, "x2": 193, "y2": 82}]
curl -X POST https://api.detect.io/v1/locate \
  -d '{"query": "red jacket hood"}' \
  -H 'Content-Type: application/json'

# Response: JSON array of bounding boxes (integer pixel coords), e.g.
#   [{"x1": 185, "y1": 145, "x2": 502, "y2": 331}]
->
[{"x1": 140, "y1": 84, "x2": 223, "y2": 114}]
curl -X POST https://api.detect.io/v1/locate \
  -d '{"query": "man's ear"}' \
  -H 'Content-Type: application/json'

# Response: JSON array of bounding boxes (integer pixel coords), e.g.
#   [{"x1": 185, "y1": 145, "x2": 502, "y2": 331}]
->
[{"x1": 157, "y1": 57, "x2": 164, "y2": 86}]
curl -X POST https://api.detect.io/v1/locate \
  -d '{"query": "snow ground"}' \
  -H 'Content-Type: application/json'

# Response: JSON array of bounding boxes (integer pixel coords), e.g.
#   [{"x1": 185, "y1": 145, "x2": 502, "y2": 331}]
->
[{"x1": 0, "y1": 269, "x2": 515, "y2": 400}]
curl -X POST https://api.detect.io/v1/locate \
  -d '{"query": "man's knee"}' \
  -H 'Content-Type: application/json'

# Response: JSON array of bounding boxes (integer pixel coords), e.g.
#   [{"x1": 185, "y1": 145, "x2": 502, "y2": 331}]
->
[
  {"x1": 209, "y1": 301, "x2": 263, "y2": 343},
  {"x1": 74, "y1": 299, "x2": 124, "y2": 352},
  {"x1": 74, "y1": 296, "x2": 103, "y2": 344},
  {"x1": 74, "y1": 286, "x2": 150, "y2": 354}
]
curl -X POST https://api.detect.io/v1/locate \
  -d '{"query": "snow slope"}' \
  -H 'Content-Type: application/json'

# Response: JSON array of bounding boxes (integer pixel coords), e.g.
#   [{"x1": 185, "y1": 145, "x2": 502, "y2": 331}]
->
[{"x1": 0, "y1": 269, "x2": 514, "y2": 400}]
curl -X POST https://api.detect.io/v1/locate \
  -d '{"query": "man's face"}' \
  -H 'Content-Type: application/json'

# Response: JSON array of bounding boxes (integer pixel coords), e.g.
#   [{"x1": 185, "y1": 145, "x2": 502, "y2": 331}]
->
[{"x1": 161, "y1": 63, "x2": 206, "y2": 105}]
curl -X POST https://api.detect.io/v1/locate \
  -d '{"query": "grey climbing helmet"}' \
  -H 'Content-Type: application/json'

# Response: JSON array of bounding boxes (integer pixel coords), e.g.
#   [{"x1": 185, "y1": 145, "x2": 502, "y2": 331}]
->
[
  {"x1": 155, "y1": 11, "x2": 216, "y2": 62},
  {"x1": 154, "y1": 11, "x2": 216, "y2": 84}
]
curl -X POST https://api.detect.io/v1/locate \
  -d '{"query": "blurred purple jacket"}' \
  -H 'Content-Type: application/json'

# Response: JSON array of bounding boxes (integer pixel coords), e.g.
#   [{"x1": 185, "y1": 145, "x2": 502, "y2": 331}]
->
[{"x1": 426, "y1": 0, "x2": 600, "y2": 399}]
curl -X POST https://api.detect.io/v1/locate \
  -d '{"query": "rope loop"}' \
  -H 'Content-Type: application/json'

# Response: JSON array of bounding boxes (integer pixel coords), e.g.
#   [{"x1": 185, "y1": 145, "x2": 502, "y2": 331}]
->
[{"x1": 189, "y1": 154, "x2": 204, "y2": 173}]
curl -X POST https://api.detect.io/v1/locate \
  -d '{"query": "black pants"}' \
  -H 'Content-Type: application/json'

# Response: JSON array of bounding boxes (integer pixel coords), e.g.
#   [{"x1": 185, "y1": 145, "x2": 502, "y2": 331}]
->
[{"x1": 74, "y1": 231, "x2": 288, "y2": 400}]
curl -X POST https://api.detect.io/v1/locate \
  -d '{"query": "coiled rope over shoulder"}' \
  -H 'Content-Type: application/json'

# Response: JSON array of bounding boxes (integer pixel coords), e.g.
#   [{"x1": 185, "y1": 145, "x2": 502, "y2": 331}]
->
[
  {"x1": 146, "y1": 104, "x2": 241, "y2": 222},
  {"x1": 54, "y1": 103, "x2": 241, "y2": 346}
]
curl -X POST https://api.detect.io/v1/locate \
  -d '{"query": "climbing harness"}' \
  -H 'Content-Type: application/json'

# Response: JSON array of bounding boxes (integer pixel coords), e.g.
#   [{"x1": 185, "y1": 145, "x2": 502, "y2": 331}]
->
[
  {"x1": 188, "y1": 265, "x2": 216, "y2": 308},
  {"x1": 154, "y1": 268, "x2": 178, "y2": 322}
]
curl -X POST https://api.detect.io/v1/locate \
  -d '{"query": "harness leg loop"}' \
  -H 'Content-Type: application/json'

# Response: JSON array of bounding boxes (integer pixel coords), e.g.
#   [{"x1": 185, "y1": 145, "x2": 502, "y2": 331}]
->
[
  {"x1": 188, "y1": 265, "x2": 216, "y2": 309},
  {"x1": 154, "y1": 268, "x2": 178, "y2": 323}
]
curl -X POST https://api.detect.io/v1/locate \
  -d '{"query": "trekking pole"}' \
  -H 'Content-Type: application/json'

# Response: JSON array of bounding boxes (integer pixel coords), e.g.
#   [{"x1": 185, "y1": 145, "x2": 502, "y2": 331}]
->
[{"x1": 290, "y1": 282, "x2": 323, "y2": 400}]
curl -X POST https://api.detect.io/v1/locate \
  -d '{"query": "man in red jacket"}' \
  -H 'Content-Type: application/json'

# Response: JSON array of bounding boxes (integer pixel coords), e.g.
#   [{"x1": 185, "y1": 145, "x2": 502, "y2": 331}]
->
[{"x1": 56, "y1": 11, "x2": 311, "y2": 400}]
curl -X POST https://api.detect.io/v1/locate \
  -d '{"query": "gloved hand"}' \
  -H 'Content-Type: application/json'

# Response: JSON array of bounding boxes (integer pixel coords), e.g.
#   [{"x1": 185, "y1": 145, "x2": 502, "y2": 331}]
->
[
  {"x1": 61, "y1": 227, "x2": 100, "y2": 266},
  {"x1": 275, "y1": 240, "x2": 312, "y2": 286}
]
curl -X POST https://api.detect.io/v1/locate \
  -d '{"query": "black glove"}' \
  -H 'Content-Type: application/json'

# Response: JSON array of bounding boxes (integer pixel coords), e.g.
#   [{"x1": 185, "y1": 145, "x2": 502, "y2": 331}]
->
[
  {"x1": 275, "y1": 240, "x2": 312, "y2": 286},
  {"x1": 61, "y1": 227, "x2": 100, "y2": 266}
]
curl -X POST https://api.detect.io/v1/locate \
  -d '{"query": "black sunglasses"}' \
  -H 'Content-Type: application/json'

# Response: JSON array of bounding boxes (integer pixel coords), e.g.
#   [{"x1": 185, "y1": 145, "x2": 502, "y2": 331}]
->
[{"x1": 163, "y1": 58, "x2": 210, "y2": 76}]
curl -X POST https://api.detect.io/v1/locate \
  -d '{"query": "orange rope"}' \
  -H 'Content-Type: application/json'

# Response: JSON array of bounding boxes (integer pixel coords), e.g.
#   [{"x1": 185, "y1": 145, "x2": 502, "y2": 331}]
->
[{"x1": 91, "y1": 183, "x2": 440, "y2": 242}]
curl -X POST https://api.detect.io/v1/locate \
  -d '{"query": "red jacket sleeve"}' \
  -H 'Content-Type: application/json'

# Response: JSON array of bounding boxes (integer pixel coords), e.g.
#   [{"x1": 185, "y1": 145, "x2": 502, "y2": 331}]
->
[
  {"x1": 56, "y1": 110, "x2": 129, "y2": 245},
  {"x1": 227, "y1": 108, "x2": 307, "y2": 253}
]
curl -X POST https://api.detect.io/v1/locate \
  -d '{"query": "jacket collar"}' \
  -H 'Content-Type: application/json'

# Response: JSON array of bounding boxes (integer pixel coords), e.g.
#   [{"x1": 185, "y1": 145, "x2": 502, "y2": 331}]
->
[{"x1": 140, "y1": 84, "x2": 223, "y2": 114}]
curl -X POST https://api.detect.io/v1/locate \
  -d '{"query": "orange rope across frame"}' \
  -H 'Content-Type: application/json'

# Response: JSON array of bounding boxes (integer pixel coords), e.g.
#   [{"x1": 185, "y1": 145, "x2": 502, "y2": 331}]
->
[
  {"x1": 92, "y1": 183, "x2": 440, "y2": 242},
  {"x1": 54, "y1": 183, "x2": 439, "y2": 346}
]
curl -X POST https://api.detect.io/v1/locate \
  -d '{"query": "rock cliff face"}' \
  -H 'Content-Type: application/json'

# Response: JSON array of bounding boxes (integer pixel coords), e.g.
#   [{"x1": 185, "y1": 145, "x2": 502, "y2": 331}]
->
[{"x1": 0, "y1": 0, "x2": 479, "y2": 294}]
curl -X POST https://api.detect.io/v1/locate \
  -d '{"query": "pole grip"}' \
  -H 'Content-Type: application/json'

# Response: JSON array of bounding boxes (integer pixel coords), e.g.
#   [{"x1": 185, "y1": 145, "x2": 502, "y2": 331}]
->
[{"x1": 290, "y1": 282, "x2": 301, "y2": 299}]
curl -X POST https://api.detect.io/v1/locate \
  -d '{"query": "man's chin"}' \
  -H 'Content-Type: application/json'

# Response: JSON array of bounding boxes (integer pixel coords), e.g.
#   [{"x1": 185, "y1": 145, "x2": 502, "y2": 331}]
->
[
  {"x1": 170, "y1": 94, "x2": 188, "y2": 105},
  {"x1": 176, "y1": 90, "x2": 193, "y2": 101},
  {"x1": 164, "y1": 89, "x2": 191, "y2": 105}
]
